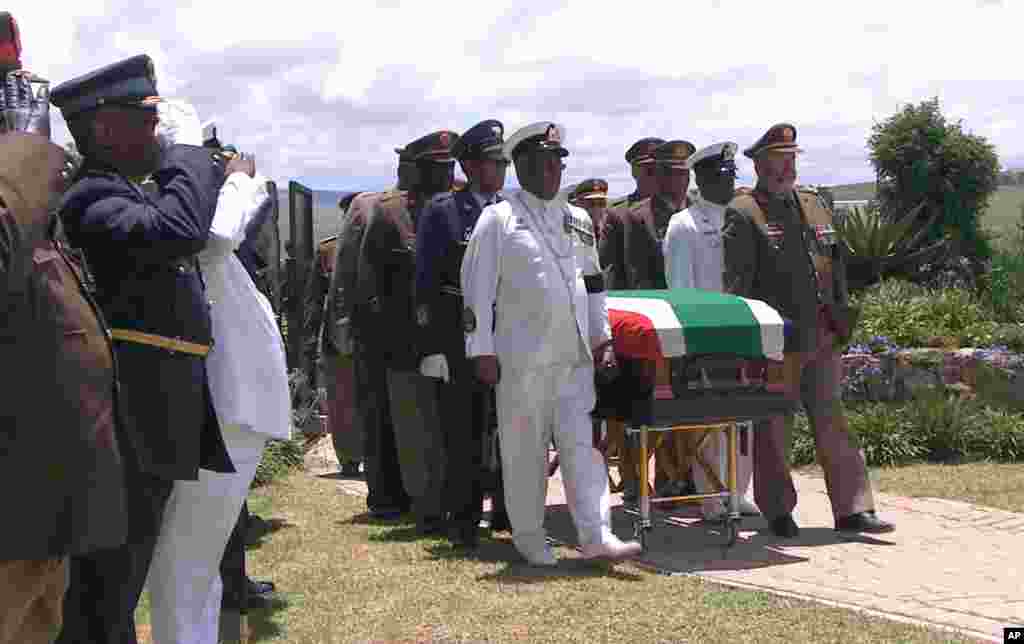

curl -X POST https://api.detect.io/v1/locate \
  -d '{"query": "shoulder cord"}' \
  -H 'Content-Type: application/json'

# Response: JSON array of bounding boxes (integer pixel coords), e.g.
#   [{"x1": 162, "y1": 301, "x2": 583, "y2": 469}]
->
[
  {"x1": 516, "y1": 193, "x2": 582, "y2": 319},
  {"x1": 791, "y1": 191, "x2": 822, "y2": 304}
]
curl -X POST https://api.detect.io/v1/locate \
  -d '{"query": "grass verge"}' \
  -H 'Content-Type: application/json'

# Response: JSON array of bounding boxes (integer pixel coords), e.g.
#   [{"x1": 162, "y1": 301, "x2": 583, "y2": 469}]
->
[
  {"x1": 141, "y1": 471, "x2": 986, "y2": 643},
  {"x1": 870, "y1": 462, "x2": 1024, "y2": 513}
]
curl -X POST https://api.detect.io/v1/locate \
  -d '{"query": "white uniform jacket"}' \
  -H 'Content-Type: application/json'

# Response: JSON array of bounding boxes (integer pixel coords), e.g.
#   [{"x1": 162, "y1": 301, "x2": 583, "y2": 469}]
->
[
  {"x1": 198, "y1": 172, "x2": 291, "y2": 440},
  {"x1": 461, "y1": 189, "x2": 611, "y2": 372},
  {"x1": 663, "y1": 196, "x2": 726, "y2": 292}
]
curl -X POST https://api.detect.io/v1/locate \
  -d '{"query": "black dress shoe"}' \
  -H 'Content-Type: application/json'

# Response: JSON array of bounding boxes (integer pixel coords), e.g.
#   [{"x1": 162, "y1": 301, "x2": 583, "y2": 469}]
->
[
  {"x1": 339, "y1": 461, "x2": 362, "y2": 477},
  {"x1": 449, "y1": 524, "x2": 480, "y2": 549},
  {"x1": 369, "y1": 505, "x2": 405, "y2": 520},
  {"x1": 489, "y1": 510, "x2": 511, "y2": 532},
  {"x1": 769, "y1": 514, "x2": 800, "y2": 538},
  {"x1": 247, "y1": 578, "x2": 275, "y2": 596},
  {"x1": 416, "y1": 516, "x2": 447, "y2": 536},
  {"x1": 835, "y1": 511, "x2": 895, "y2": 534}
]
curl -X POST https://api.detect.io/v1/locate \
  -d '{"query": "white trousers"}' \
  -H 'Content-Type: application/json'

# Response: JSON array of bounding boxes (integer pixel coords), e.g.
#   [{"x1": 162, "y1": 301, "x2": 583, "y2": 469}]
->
[
  {"x1": 692, "y1": 422, "x2": 754, "y2": 512},
  {"x1": 496, "y1": 362, "x2": 612, "y2": 554},
  {"x1": 148, "y1": 424, "x2": 267, "y2": 644}
]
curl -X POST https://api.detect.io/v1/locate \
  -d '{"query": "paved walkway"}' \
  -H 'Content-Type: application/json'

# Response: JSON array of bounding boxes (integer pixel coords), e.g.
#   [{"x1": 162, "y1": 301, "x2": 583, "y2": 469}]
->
[{"x1": 305, "y1": 438, "x2": 1021, "y2": 643}]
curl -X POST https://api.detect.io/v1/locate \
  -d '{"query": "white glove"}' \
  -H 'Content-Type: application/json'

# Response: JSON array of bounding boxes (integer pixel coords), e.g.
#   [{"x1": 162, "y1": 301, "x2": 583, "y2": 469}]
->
[
  {"x1": 419, "y1": 354, "x2": 449, "y2": 383},
  {"x1": 155, "y1": 99, "x2": 203, "y2": 149}
]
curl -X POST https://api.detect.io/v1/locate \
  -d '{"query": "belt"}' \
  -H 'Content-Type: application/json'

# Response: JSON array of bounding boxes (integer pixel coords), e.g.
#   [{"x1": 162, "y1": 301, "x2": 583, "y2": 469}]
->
[{"x1": 109, "y1": 329, "x2": 212, "y2": 357}]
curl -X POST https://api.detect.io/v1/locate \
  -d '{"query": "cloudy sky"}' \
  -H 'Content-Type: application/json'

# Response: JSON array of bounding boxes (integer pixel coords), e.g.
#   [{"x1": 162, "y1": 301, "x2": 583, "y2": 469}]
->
[{"x1": 12, "y1": 0, "x2": 1024, "y2": 195}]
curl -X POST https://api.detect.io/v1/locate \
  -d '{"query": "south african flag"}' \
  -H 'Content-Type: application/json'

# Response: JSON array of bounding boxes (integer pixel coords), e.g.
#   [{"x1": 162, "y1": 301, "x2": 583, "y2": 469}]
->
[{"x1": 607, "y1": 289, "x2": 786, "y2": 362}]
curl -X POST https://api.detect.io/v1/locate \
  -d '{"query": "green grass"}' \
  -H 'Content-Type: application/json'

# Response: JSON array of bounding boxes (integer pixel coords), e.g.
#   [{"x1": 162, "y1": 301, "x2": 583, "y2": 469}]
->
[
  {"x1": 872, "y1": 462, "x2": 1024, "y2": 513},
  {"x1": 136, "y1": 472, "x2": 986, "y2": 643}
]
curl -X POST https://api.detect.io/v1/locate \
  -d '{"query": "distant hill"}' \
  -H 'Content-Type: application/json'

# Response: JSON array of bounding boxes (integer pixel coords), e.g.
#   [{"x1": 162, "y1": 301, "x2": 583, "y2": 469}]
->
[
  {"x1": 827, "y1": 182, "x2": 876, "y2": 202},
  {"x1": 276, "y1": 189, "x2": 357, "y2": 247},
  {"x1": 824, "y1": 183, "x2": 1024, "y2": 234}
]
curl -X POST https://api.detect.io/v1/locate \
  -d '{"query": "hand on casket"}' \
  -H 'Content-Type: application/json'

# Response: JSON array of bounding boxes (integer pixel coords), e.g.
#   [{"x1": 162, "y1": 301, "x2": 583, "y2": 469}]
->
[{"x1": 594, "y1": 344, "x2": 619, "y2": 384}]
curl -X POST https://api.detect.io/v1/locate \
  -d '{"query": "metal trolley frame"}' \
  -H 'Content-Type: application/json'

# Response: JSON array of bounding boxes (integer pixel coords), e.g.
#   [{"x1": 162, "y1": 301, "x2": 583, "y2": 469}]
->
[{"x1": 617, "y1": 357, "x2": 798, "y2": 551}]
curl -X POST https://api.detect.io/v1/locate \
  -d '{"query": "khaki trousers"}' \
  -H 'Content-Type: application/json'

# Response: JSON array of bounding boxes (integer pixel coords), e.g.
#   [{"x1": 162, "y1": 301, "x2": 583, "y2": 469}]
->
[
  {"x1": 0, "y1": 557, "x2": 68, "y2": 644},
  {"x1": 754, "y1": 328, "x2": 875, "y2": 522},
  {"x1": 386, "y1": 369, "x2": 446, "y2": 522},
  {"x1": 324, "y1": 353, "x2": 363, "y2": 463}
]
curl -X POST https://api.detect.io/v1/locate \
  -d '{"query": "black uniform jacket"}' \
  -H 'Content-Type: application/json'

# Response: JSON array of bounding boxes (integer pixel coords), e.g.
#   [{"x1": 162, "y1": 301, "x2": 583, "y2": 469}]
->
[
  {"x1": 357, "y1": 190, "x2": 420, "y2": 370},
  {"x1": 59, "y1": 144, "x2": 234, "y2": 481}
]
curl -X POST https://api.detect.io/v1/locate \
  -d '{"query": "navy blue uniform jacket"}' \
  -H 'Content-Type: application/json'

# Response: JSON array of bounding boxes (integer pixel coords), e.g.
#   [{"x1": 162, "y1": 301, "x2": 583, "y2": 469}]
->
[
  {"x1": 60, "y1": 144, "x2": 234, "y2": 481},
  {"x1": 415, "y1": 190, "x2": 489, "y2": 378}
]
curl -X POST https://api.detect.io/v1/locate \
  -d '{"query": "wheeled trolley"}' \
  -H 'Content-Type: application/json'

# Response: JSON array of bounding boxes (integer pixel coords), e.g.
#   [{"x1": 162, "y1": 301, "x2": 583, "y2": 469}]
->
[{"x1": 604, "y1": 288, "x2": 798, "y2": 551}]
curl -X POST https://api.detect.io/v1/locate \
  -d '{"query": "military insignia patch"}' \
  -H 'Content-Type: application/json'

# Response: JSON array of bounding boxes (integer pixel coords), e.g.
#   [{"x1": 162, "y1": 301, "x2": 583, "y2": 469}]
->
[
  {"x1": 417, "y1": 304, "x2": 430, "y2": 327},
  {"x1": 563, "y1": 212, "x2": 595, "y2": 246},
  {"x1": 763, "y1": 224, "x2": 784, "y2": 248},
  {"x1": 463, "y1": 307, "x2": 477, "y2": 333}
]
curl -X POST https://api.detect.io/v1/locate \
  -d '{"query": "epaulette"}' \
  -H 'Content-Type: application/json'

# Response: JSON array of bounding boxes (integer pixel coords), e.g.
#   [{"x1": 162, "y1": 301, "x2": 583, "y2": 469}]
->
[
  {"x1": 607, "y1": 195, "x2": 630, "y2": 210},
  {"x1": 728, "y1": 190, "x2": 758, "y2": 211}
]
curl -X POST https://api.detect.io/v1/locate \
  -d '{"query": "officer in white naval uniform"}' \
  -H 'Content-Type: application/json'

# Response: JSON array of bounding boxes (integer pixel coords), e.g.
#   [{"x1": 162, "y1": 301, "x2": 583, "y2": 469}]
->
[
  {"x1": 145, "y1": 100, "x2": 291, "y2": 644},
  {"x1": 461, "y1": 122, "x2": 642, "y2": 566},
  {"x1": 663, "y1": 141, "x2": 759, "y2": 521}
]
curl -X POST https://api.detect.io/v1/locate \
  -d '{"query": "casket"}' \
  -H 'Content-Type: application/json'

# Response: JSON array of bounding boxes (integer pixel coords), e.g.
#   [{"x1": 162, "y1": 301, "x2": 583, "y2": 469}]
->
[{"x1": 605, "y1": 288, "x2": 800, "y2": 426}]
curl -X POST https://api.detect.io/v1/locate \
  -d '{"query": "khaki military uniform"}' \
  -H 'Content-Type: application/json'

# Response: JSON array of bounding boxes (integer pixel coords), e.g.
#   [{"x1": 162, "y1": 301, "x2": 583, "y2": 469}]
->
[
  {"x1": 723, "y1": 187, "x2": 874, "y2": 521},
  {"x1": 359, "y1": 189, "x2": 445, "y2": 524},
  {"x1": 345, "y1": 190, "x2": 410, "y2": 512}
]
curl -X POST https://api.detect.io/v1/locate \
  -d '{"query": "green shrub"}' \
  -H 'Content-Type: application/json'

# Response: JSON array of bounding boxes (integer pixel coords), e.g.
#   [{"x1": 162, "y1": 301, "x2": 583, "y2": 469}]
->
[
  {"x1": 788, "y1": 394, "x2": 1024, "y2": 467},
  {"x1": 252, "y1": 438, "x2": 305, "y2": 488},
  {"x1": 852, "y1": 279, "x2": 997, "y2": 348}
]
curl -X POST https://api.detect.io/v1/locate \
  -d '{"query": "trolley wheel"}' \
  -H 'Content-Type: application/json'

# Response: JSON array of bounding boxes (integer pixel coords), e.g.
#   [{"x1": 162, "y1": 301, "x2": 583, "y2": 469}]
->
[
  {"x1": 723, "y1": 518, "x2": 739, "y2": 547},
  {"x1": 633, "y1": 520, "x2": 649, "y2": 551}
]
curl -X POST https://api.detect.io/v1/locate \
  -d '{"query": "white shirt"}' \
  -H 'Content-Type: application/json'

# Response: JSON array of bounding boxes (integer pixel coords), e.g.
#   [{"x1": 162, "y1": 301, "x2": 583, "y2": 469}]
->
[
  {"x1": 664, "y1": 196, "x2": 726, "y2": 292},
  {"x1": 198, "y1": 172, "x2": 291, "y2": 440},
  {"x1": 461, "y1": 189, "x2": 611, "y2": 371}
]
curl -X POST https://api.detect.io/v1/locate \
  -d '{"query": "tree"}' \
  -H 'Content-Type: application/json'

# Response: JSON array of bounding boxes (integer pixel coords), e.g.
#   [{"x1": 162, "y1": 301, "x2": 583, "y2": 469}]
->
[{"x1": 867, "y1": 97, "x2": 1000, "y2": 261}]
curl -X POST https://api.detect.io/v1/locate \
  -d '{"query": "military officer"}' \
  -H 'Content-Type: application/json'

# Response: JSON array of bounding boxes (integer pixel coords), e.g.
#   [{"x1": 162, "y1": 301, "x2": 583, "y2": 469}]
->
[
  {"x1": 0, "y1": 32, "x2": 126, "y2": 641},
  {"x1": 606, "y1": 137, "x2": 665, "y2": 211},
  {"x1": 359, "y1": 130, "x2": 457, "y2": 534},
  {"x1": 600, "y1": 139, "x2": 698, "y2": 500},
  {"x1": 415, "y1": 119, "x2": 509, "y2": 548},
  {"x1": 348, "y1": 182, "x2": 410, "y2": 519},
  {"x1": 663, "y1": 141, "x2": 760, "y2": 520},
  {"x1": 461, "y1": 121, "x2": 641, "y2": 566},
  {"x1": 569, "y1": 178, "x2": 609, "y2": 239},
  {"x1": 302, "y1": 233, "x2": 338, "y2": 389},
  {"x1": 303, "y1": 194, "x2": 363, "y2": 475},
  {"x1": 51, "y1": 54, "x2": 235, "y2": 644},
  {"x1": 723, "y1": 123, "x2": 895, "y2": 537}
]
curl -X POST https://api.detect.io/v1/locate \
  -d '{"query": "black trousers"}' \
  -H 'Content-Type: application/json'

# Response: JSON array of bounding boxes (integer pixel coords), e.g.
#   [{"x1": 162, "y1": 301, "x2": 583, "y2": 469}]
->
[
  {"x1": 440, "y1": 373, "x2": 492, "y2": 529},
  {"x1": 56, "y1": 466, "x2": 174, "y2": 644},
  {"x1": 219, "y1": 502, "x2": 249, "y2": 609},
  {"x1": 354, "y1": 346, "x2": 410, "y2": 512}
]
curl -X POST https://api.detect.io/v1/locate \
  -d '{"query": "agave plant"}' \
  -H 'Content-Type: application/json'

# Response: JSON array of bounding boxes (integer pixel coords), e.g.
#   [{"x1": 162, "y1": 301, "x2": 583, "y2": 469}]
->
[{"x1": 834, "y1": 201, "x2": 952, "y2": 289}]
